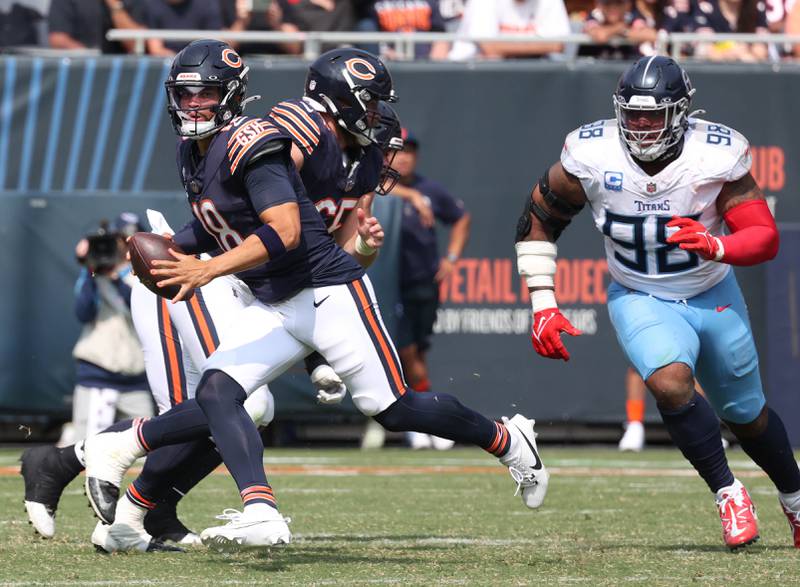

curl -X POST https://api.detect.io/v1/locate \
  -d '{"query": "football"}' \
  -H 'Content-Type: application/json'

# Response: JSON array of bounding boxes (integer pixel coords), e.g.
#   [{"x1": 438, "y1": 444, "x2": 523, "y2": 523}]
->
[{"x1": 128, "y1": 232, "x2": 189, "y2": 299}]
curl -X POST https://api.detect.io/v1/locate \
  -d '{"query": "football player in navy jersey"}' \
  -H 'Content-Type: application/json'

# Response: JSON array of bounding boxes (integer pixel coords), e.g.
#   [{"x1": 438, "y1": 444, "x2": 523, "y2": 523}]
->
[
  {"x1": 85, "y1": 40, "x2": 548, "y2": 552},
  {"x1": 268, "y1": 49, "x2": 402, "y2": 403}
]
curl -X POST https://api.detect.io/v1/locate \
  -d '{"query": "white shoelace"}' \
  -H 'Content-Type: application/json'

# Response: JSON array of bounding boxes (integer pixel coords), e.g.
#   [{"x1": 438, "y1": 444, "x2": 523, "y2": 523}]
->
[
  {"x1": 213, "y1": 508, "x2": 292, "y2": 526},
  {"x1": 509, "y1": 466, "x2": 538, "y2": 496},
  {"x1": 214, "y1": 508, "x2": 244, "y2": 524}
]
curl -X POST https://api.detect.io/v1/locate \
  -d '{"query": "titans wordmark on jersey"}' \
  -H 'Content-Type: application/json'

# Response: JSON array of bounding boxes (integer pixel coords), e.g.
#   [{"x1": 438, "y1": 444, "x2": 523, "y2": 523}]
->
[{"x1": 561, "y1": 117, "x2": 751, "y2": 300}]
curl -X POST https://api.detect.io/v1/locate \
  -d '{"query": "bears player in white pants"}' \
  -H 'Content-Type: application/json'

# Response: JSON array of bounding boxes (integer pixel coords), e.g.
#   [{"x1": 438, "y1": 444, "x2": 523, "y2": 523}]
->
[
  {"x1": 515, "y1": 55, "x2": 800, "y2": 550},
  {"x1": 20, "y1": 221, "x2": 274, "y2": 547},
  {"x1": 82, "y1": 40, "x2": 548, "y2": 552}
]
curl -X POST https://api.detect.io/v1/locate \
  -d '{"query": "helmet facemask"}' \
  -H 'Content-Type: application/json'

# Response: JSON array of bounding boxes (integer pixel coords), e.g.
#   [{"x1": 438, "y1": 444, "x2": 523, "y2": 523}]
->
[
  {"x1": 319, "y1": 74, "x2": 397, "y2": 147},
  {"x1": 166, "y1": 67, "x2": 249, "y2": 140},
  {"x1": 613, "y1": 90, "x2": 693, "y2": 162},
  {"x1": 376, "y1": 137, "x2": 403, "y2": 195}
]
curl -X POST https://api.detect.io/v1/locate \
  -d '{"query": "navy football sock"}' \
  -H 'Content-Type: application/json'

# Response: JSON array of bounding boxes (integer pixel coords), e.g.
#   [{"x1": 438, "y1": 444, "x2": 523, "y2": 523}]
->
[
  {"x1": 128, "y1": 438, "x2": 220, "y2": 507},
  {"x1": 659, "y1": 391, "x2": 734, "y2": 493},
  {"x1": 139, "y1": 399, "x2": 211, "y2": 451},
  {"x1": 374, "y1": 390, "x2": 511, "y2": 457},
  {"x1": 196, "y1": 370, "x2": 275, "y2": 508},
  {"x1": 104, "y1": 419, "x2": 134, "y2": 433},
  {"x1": 736, "y1": 408, "x2": 800, "y2": 494}
]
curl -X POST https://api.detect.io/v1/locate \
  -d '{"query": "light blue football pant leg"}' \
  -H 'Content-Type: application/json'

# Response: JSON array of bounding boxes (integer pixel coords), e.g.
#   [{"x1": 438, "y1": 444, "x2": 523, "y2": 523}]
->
[
  {"x1": 607, "y1": 281, "x2": 700, "y2": 381},
  {"x1": 690, "y1": 271, "x2": 765, "y2": 425}
]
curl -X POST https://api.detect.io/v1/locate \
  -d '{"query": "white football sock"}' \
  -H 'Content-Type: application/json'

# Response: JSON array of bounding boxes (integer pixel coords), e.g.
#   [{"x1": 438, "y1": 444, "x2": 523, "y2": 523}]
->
[
  {"x1": 116, "y1": 494, "x2": 147, "y2": 529},
  {"x1": 243, "y1": 502, "x2": 276, "y2": 520}
]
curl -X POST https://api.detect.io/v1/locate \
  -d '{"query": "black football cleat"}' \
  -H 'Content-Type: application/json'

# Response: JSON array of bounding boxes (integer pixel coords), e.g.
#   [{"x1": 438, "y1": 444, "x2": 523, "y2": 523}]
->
[
  {"x1": 20, "y1": 445, "x2": 82, "y2": 538},
  {"x1": 86, "y1": 477, "x2": 119, "y2": 525},
  {"x1": 144, "y1": 502, "x2": 201, "y2": 545}
]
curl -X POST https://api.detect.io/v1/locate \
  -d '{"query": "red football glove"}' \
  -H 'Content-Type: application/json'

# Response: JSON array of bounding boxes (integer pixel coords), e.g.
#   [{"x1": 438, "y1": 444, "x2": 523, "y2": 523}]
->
[
  {"x1": 665, "y1": 216, "x2": 723, "y2": 261},
  {"x1": 531, "y1": 308, "x2": 582, "y2": 361}
]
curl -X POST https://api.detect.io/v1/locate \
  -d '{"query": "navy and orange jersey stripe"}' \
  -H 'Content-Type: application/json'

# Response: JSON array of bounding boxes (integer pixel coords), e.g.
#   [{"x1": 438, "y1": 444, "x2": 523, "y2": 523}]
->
[
  {"x1": 157, "y1": 298, "x2": 187, "y2": 408},
  {"x1": 267, "y1": 100, "x2": 323, "y2": 158},
  {"x1": 375, "y1": 1, "x2": 435, "y2": 32},
  {"x1": 126, "y1": 482, "x2": 157, "y2": 510},
  {"x1": 486, "y1": 421, "x2": 511, "y2": 457},
  {"x1": 225, "y1": 117, "x2": 284, "y2": 176},
  {"x1": 186, "y1": 289, "x2": 219, "y2": 358},
  {"x1": 347, "y1": 278, "x2": 407, "y2": 398},
  {"x1": 240, "y1": 484, "x2": 277, "y2": 508}
]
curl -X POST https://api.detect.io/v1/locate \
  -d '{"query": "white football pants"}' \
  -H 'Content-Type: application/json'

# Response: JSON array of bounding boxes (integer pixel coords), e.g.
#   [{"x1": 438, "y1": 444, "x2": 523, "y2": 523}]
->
[{"x1": 204, "y1": 275, "x2": 407, "y2": 416}]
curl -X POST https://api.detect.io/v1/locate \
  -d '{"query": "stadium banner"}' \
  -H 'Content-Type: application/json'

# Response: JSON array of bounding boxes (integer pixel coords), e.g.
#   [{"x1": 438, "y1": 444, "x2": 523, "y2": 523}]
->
[{"x1": 0, "y1": 57, "x2": 792, "y2": 424}]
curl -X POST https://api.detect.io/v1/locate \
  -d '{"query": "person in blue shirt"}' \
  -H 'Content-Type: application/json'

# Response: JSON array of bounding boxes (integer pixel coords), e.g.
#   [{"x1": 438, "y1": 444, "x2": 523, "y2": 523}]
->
[{"x1": 388, "y1": 129, "x2": 471, "y2": 450}]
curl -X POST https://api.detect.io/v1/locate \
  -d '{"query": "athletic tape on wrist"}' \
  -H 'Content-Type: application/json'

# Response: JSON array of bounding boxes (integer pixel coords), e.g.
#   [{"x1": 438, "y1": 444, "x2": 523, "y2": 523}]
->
[
  {"x1": 355, "y1": 234, "x2": 377, "y2": 256},
  {"x1": 531, "y1": 289, "x2": 558, "y2": 313},
  {"x1": 515, "y1": 240, "x2": 557, "y2": 288}
]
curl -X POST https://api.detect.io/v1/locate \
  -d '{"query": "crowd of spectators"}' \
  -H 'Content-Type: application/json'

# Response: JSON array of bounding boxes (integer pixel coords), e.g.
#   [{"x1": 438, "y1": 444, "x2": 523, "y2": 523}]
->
[{"x1": 1, "y1": 0, "x2": 798, "y2": 61}]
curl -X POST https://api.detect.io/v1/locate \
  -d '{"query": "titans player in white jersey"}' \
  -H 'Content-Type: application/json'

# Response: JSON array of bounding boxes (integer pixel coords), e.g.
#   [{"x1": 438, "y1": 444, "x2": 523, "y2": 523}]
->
[{"x1": 515, "y1": 56, "x2": 800, "y2": 550}]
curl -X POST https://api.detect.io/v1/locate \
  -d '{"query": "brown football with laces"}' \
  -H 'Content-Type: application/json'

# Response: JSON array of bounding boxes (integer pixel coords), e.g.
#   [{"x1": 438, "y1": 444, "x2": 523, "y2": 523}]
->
[{"x1": 128, "y1": 232, "x2": 192, "y2": 299}]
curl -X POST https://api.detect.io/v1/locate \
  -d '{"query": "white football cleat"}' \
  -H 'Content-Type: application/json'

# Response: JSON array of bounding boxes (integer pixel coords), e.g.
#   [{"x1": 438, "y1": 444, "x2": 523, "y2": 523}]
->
[
  {"x1": 499, "y1": 414, "x2": 549, "y2": 509},
  {"x1": 430, "y1": 436, "x2": 455, "y2": 451},
  {"x1": 618, "y1": 421, "x2": 645, "y2": 452},
  {"x1": 405, "y1": 431, "x2": 433, "y2": 449},
  {"x1": 91, "y1": 521, "x2": 183, "y2": 553},
  {"x1": 201, "y1": 507, "x2": 291, "y2": 552},
  {"x1": 84, "y1": 428, "x2": 146, "y2": 524}
]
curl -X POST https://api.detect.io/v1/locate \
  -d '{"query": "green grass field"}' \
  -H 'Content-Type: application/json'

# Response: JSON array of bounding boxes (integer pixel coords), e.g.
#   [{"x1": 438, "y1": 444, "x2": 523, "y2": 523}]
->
[{"x1": 0, "y1": 447, "x2": 798, "y2": 586}]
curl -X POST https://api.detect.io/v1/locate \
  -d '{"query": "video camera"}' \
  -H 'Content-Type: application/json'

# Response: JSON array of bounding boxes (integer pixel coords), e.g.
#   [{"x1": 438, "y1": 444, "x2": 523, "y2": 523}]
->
[{"x1": 84, "y1": 222, "x2": 123, "y2": 274}]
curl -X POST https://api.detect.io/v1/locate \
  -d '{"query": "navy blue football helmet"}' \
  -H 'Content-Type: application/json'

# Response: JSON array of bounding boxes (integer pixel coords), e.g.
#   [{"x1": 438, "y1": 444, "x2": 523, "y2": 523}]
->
[
  {"x1": 372, "y1": 101, "x2": 403, "y2": 195},
  {"x1": 165, "y1": 39, "x2": 253, "y2": 140},
  {"x1": 305, "y1": 48, "x2": 397, "y2": 147},
  {"x1": 613, "y1": 56, "x2": 695, "y2": 161}
]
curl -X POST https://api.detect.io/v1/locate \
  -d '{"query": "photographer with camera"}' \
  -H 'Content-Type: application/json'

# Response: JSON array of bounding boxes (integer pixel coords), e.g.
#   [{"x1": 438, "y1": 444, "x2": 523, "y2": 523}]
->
[{"x1": 63, "y1": 213, "x2": 153, "y2": 444}]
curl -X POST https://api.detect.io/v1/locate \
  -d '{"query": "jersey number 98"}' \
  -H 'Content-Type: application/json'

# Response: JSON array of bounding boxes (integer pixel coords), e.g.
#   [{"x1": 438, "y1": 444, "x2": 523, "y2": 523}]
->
[{"x1": 602, "y1": 211, "x2": 700, "y2": 274}]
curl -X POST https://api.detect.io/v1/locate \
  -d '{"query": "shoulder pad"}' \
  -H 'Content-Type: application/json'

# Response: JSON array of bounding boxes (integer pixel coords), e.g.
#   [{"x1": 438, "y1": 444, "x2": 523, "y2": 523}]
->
[
  {"x1": 687, "y1": 118, "x2": 751, "y2": 182},
  {"x1": 225, "y1": 117, "x2": 288, "y2": 177},
  {"x1": 268, "y1": 99, "x2": 325, "y2": 157},
  {"x1": 561, "y1": 119, "x2": 617, "y2": 180}
]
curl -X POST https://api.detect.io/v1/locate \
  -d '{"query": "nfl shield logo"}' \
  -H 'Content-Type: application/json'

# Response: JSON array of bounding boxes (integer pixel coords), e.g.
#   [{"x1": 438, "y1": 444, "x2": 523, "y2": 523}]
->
[{"x1": 646, "y1": 182, "x2": 657, "y2": 194}]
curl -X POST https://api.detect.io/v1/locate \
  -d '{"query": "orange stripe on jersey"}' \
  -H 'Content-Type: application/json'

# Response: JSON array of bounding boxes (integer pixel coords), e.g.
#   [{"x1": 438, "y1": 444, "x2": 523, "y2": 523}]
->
[
  {"x1": 352, "y1": 280, "x2": 405, "y2": 395},
  {"x1": 188, "y1": 295, "x2": 217, "y2": 355},
  {"x1": 160, "y1": 298, "x2": 183, "y2": 407},
  {"x1": 271, "y1": 107, "x2": 320, "y2": 149},
  {"x1": 227, "y1": 119, "x2": 262, "y2": 147},
  {"x1": 279, "y1": 101, "x2": 321, "y2": 136},
  {"x1": 229, "y1": 128, "x2": 281, "y2": 175},
  {"x1": 271, "y1": 115, "x2": 313, "y2": 156}
]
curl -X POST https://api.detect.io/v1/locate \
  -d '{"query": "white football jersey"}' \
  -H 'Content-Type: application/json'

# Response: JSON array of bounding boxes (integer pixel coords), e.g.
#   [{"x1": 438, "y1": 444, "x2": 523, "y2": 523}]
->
[{"x1": 560, "y1": 117, "x2": 751, "y2": 300}]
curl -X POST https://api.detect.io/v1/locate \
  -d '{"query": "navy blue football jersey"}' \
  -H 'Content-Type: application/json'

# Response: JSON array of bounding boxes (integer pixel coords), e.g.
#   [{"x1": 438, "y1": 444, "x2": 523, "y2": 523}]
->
[
  {"x1": 176, "y1": 115, "x2": 364, "y2": 303},
  {"x1": 267, "y1": 98, "x2": 383, "y2": 232}
]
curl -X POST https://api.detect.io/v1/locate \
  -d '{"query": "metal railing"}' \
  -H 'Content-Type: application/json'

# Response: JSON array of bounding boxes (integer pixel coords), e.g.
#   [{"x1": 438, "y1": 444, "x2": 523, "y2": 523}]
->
[{"x1": 104, "y1": 29, "x2": 800, "y2": 62}]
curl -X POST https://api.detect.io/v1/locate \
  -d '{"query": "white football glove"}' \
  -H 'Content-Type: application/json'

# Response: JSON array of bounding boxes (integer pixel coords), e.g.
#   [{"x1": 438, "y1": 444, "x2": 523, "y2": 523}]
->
[{"x1": 311, "y1": 364, "x2": 347, "y2": 405}]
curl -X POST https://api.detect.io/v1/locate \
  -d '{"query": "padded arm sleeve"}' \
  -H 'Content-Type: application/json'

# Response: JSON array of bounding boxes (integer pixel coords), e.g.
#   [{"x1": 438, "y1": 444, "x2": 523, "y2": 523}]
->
[{"x1": 719, "y1": 199, "x2": 779, "y2": 266}]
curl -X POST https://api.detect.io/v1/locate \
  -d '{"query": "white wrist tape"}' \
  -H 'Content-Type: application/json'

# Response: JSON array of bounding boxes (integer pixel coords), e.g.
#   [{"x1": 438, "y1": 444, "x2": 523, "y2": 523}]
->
[
  {"x1": 355, "y1": 234, "x2": 377, "y2": 256},
  {"x1": 713, "y1": 237, "x2": 725, "y2": 262},
  {"x1": 515, "y1": 240, "x2": 558, "y2": 288},
  {"x1": 516, "y1": 240, "x2": 559, "y2": 312},
  {"x1": 530, "y1": 289, "x2": 558, "y2": 313}
]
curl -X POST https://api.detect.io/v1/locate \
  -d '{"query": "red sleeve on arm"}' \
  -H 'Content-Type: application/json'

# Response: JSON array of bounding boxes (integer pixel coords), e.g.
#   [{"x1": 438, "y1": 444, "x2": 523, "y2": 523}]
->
[{"x1": 718, "y1": 199, "x2": 779, "y2": 266}]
